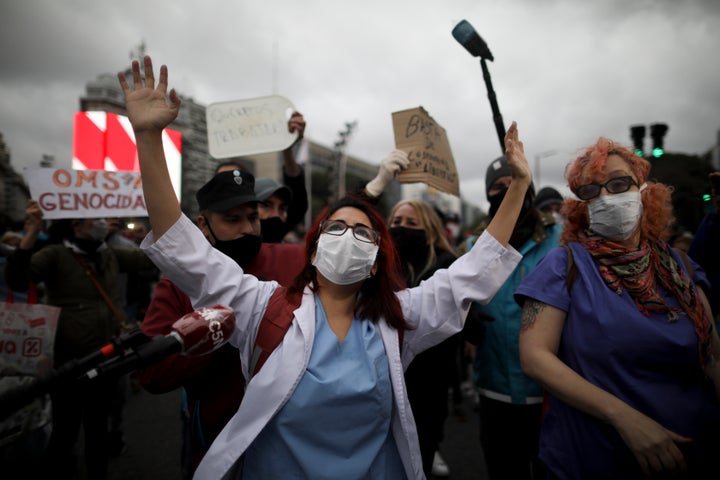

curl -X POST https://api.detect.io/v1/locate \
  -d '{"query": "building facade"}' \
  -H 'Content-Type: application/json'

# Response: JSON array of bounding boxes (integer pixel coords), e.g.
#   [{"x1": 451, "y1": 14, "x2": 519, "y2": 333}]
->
[
  {"x1": 0, "y1": 133, "x2": 31, "y2": 229},
  {"x1": 1, "y1": 61, "x2": 487, "y2": 234}
]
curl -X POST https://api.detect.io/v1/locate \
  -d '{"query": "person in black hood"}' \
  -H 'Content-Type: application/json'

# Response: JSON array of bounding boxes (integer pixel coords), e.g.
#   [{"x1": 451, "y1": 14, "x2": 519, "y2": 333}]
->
[
  {"x1": 485, "y1": 155, "x2": 538, "y2": 249},
  {"x1": 458, "y1": 154, "x2": 561, "y2": 480}
]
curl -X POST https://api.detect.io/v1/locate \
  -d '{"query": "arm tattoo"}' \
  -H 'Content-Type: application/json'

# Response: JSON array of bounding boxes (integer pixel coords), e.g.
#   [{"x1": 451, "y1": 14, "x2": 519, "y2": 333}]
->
[{"x1": 521, "y1": 300, "x2": 546, "y2": 332}]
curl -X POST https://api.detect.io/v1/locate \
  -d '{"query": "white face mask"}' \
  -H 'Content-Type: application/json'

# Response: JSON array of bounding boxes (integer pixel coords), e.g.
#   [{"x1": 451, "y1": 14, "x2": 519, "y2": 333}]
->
[
  {"x1": 87, "y1": 219, "x2": 110, "y2": 242},
  {"x1": 312, "y1": 231, "x2": 379, "y2": 285},
  {"x1": 588, "y1": 190, "x2": 643, "y2": 241},
  {"x1": 446, "y1": 222, "x2": 461, "y2": 240}
]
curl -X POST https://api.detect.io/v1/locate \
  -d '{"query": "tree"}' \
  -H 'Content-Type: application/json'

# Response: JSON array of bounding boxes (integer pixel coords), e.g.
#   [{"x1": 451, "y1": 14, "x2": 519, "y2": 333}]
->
[{"x1": 647, "y1": 152, "x2": 713, "y2": 233}]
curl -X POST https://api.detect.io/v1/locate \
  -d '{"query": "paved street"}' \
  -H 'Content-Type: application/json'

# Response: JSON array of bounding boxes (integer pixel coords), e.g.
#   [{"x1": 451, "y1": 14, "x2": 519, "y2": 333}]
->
[{"x1": 104, "y1": 383, "x2": 488, "y2": 479}]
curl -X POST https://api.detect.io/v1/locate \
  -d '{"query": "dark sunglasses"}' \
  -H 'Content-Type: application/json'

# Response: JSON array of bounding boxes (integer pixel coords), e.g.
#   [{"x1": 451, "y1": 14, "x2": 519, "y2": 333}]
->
[{"x1": 575, "y1": 176, "x2": 638, "y2": 201}]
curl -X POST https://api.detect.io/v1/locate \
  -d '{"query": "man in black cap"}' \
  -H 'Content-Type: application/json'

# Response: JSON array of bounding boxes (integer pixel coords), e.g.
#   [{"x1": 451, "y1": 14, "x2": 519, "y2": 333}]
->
[
  {"x1": 136, "y1": 169, "x2": 305, "y2": 478},
  {"x1": 534, "y1": 186, "x2": 565, "y2": 225},
  {"x1": 194, "y1": 169, "x2": 264, "y2": 266}
]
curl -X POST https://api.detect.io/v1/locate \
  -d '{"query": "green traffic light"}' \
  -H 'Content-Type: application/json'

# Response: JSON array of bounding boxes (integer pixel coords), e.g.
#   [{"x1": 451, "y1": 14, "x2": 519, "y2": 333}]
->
[
  {"x1": 703, "y1": 194, "x2": 712, "y2": 202},
  {"x1": 652, "y1": 147, "x2": 664, "y2": 158},
  {"x1": 634, "y1": 149, "x2": 643, "y2": 157}
]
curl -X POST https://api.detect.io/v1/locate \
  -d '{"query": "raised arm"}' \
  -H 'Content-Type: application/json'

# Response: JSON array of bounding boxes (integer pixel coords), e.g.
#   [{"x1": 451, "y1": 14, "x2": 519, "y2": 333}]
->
[
  {"x1": 364, "y1": 150, "x2": 409, "y2": 198},
  {"x1": 282, "y1": 111, "x2": 305, "y2": 177},
  {"x1": 485, "y1": 121, "x2": 532, "y2": 246},
  {"x1": 117, "y1": 56, "x2": 182, "y2": 238}
]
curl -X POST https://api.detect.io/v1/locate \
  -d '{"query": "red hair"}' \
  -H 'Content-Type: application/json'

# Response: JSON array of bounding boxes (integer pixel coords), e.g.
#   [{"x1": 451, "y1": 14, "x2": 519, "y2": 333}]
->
[
  {"x1": 561, "y1": 138, "x2": 674, "y2": 244},
  {"x1": 288, "y1": 195, "x2": 409, "y2": 331}
]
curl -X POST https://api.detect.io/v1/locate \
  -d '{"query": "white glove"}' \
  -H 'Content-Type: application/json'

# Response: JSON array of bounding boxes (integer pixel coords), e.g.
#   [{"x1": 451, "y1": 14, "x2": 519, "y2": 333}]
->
[{"x1": 365, "y1": 150, "x2": 410, "y2": 197}]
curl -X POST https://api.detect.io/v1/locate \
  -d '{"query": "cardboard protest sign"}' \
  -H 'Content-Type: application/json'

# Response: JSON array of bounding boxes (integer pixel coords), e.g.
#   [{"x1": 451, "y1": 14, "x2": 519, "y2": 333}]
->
[
  {"x1": 25, "y1": 168, "x2": 150, "y2": 219},
  {"x1": 206, "y1": 95, "x2": 298, "y2": 158},
  {"x1": 391, "y1": 107, "x2": 460, "y2": 196}
]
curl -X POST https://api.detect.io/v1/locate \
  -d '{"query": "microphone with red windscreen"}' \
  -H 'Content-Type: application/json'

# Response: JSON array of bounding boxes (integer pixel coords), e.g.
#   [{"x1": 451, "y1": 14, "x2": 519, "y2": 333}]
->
[
  {"x1": 82, "y1": 304, "x2": 236, "y2": 380},
  {"x1": 0, "y1": 305, "x2": 236, "y2": 420}
]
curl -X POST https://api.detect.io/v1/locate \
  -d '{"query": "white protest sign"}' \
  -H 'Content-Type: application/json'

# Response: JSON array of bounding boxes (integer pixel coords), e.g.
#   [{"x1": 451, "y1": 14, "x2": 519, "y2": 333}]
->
[
  {"x1": 206, "y1": 95, "x2": 297, "y2": 158},
  {"x1": 25, "y1": 168, "x2": 149, "y2": 219}
]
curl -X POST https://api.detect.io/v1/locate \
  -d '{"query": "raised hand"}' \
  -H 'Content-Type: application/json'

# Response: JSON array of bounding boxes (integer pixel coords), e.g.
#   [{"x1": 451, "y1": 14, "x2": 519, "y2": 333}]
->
[
  {"x1": 504, "y1": 121, "x2": 531, "y2": 187},
  {"x1": 484, "y1": 121, "x2": 532, "y2": 246},
  {"x1": 24, "y1": 200, "x2": 43, "y2": 232},
  {"x1": 365, "y1": 150, "x2": 410, "y2": 197},
  {"x1": 288, "y1": 112, "x2": 306, "y2": 141},
  {"x1": 19, "y1": 199, "x2": 43, "y2": 250},
  {"x1": 117, "y1": 56, "x2": 181, "y2": 134},
  {"x1": 117, "y1": 56, "x2": 182, "y2": 238}
]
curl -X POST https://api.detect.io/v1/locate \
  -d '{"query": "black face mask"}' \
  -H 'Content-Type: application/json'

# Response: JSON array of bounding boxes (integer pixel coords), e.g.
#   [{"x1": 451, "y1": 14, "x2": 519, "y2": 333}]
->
[
  {"x1": 260, "y1": 217, "x2": 287, "y2": 243},
  {"x1": 72, "y1": 236, "x2": 103, "y2": 254},
  {"x1": 487, "y1": 187, "x2": 534, "y2": 220},
  {"x1": 204, "y1": 217, "x2": 262, "y2": 267},
  {"x1": 214, "y1": 235, "x2": 262, "y2": 268},
  {"x1": 487, "y1": 188, "x2": 537, "y2": 248},
  {"x1": 390, "y1": 226, "x2": 428, "y2": 267}
]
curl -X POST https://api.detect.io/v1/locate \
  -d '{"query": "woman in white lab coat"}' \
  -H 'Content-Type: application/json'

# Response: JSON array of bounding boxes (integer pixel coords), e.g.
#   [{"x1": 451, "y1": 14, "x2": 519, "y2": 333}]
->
[{"x1": 119, "y1": 56, "x2": 531, "y2": 480}]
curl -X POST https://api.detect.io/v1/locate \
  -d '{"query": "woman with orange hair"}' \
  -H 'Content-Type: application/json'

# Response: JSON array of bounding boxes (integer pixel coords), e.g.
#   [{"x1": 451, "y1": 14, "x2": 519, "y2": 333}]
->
[{"x1": 516, "y1": 138, "x2": 720, "y2": 479}]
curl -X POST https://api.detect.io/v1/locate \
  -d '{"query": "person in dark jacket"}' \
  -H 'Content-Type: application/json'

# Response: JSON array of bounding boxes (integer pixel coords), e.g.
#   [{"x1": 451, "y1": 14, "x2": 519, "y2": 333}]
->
[
  {"x1": 388, "y1": 198, "x2": 459, "y2": 477},
  {"x1": 5, "y1": 201, "x2": 155, "y2": 480}
]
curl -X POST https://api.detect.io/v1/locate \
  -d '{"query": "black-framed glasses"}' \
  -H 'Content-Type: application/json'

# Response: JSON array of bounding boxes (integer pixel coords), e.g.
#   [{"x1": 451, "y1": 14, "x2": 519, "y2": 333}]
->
[
  {"x1": 575, "y1": 176, "x2": 638, "y2": 201},
  {"x1": 320, "y1": 219, "x2": 380, "y2": 244}
]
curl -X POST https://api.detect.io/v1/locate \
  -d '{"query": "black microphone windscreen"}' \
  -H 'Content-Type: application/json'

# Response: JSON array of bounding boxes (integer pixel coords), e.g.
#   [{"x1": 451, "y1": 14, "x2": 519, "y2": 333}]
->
[{"x1": 452, "y1": 20, "x2": 494, "y2": 61}]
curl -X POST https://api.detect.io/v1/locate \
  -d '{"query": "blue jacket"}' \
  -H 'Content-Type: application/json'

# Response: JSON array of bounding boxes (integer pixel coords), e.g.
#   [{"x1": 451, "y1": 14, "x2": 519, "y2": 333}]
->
[{"x1": 469, "y1": 215, "x2": 561, "y2": 404}]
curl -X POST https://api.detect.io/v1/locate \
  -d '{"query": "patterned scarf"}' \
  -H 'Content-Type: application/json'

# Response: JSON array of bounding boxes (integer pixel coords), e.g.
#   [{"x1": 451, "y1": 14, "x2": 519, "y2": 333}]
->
[{"x1": 579, "y1": 233, "x2": 711, "y2": 366}]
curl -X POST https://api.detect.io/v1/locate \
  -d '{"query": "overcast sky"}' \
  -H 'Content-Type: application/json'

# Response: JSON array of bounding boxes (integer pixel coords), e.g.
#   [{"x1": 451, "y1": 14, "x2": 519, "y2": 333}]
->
[{"x1": 2, "y1": 0, "x2": 719, "y2": 211}]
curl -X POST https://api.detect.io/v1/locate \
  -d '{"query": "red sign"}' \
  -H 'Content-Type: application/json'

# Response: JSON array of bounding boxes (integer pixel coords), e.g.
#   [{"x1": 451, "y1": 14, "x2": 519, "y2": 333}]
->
[{"x1": 72, "y1": 111, "x2": 182, "y2": 200}]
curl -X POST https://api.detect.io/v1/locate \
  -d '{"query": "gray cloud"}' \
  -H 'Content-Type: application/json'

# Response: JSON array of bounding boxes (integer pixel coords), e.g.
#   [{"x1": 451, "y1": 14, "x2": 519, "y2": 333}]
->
[{"x1": 1, "y1": 0, "x2": 718, "y2": 211}]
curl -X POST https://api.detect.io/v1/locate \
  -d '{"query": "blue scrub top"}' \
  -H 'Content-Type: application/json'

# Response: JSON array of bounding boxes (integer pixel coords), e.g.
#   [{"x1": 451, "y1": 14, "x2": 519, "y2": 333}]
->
[
  {"x1": 515, "y1": 243, "x2": 720, "y2": 479},
  {"x1": 243, "y1": 294, "x2": 406, "y2": 479}
]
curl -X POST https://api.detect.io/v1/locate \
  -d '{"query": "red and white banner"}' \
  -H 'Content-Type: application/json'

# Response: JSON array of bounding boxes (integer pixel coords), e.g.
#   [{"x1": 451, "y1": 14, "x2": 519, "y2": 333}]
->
[{"x1": 72, "y1": 111, "x2": 182, "y2": 201}]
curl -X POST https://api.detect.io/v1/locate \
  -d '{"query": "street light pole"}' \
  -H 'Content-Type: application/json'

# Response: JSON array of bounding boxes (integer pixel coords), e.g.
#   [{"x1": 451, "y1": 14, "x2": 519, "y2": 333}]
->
[
  {"x1": 329, "y1": 120, "x2": 357, "y2": 203},
  {"x1": 534, "y1": 150, "x2": 557, "y2": 186}
]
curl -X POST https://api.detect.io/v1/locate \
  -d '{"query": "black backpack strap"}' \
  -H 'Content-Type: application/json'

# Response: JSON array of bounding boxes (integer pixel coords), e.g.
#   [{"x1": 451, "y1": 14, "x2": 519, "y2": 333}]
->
[
  {"x1": 674, "y1": 248, "x2": 694, "y2": 278},
  {"x1": 248, "y1": 286, "x2": 303, "y2": 383}
]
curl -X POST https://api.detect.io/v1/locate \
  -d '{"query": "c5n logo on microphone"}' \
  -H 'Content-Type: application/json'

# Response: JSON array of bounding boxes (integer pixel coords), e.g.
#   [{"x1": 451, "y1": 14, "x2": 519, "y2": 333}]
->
[
  {"x1": 200, "y1": 308, "x2": 229, "y2": 348},
  {"x1": 173, "y1": 305, "x2": 236, "y2": 356}
]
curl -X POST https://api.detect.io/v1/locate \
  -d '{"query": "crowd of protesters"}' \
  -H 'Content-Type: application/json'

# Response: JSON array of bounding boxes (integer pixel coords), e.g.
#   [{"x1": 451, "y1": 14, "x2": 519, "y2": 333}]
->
[{"x1": 0, "y1": 54, "x2": 718, "y2": 480}]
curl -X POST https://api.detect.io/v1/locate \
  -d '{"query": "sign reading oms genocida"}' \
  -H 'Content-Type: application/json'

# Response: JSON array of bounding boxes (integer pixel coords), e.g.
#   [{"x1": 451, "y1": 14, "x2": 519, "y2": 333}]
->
[
  {"x1": 206, "y1": 95, "x2": 299, "y2": 158},
  {"x1": 391, "y1": 106, "x2": 459, "y2": 197},
  {"x1": 26, "y1": 168, "x2": 149, "y2": 220}
]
